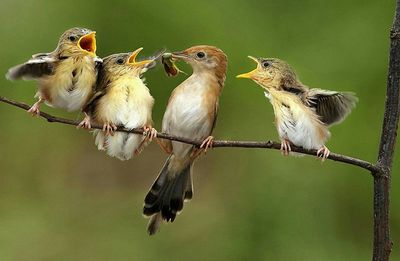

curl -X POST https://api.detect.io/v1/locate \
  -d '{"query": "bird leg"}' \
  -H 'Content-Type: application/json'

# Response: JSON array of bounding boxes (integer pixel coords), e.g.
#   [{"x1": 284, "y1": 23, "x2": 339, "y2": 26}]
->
[
  {"x1": 280, "y1": 139, "x2": 292, "y2": 156},
  {"x1": 317, "y1": 145, "x2": 330, "y2": 162},
  {"x1": 102, "y1": 122, "x2": 117, "y2": 136},
  {"x1": 77, "y1": 112, "x2": 92, "y2": 129},
  {"x1": 189, "y1": 136, "x2": 214, "y2": 159},
  {"x1": 143, "y1": 126, "x2": 158, "y2": 142},
  {"x1": 28, "y1": 97, "x2": 45, "y2": 116},
  {"x1": 200, "y1": 136, "x2": 214, "y2": 153},
  {"x1": 134, "y1": 126, "x2": 158, "y2": 156},
  {"x1": 156, "y1": 138, "x2": 173, "y2": 154}
]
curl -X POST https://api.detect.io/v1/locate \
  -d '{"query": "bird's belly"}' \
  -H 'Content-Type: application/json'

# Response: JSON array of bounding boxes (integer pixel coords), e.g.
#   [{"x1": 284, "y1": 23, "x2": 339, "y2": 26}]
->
[
  {"x1": 96, "y1": 86, "x2": 152, "y2": 129},
  {"x1": 164, "y1": 95, "x2": 210, "y2": 138},
  {"x1": 40, "y1": 60, "x2": 96, "y2": 111},
  {"x1": 276, "y1": 105, "x2": 328, "y2": 149},
  {"x1": 163, "y1": 94, "x2": 211, "y2": 157}
]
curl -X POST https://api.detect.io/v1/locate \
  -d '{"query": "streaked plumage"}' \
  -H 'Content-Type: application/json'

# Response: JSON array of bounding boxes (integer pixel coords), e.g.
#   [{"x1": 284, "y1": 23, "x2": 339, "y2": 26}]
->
[
  {"x1": 237, "y1": 57, "x2": 357, "y2": 159},
  {"x1": 81, "y1": 48, "x2": 156, "y2": 161},
  {"x1": 6, "y1": 27, "x2": 101, "y2": 114},
  {"x1": 143, "y1": 45, "x2": 227, "y2": 235}
]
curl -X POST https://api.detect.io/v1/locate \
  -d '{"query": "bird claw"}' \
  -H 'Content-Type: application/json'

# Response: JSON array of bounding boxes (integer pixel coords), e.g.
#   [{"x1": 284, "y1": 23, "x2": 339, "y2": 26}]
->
[
  {"x1": 200, "y1": 136, "x2": 214, "y2": 153},
  {"x1": 77, "y1": 114, "x2": 91, "y2": 129},
  {"x1": 143, "y1": 126, "x2": 157, "y2": 142},
  {"x1": 27, "y1": 97, "x2": 44, "y2": 117},
  {"x1": 280, "y1": 139, "x2": 291, "y2": 156},
  {"x1": 27, "y1": 103, "x2": 41, "y2": 116},
  {"x1": 317, "y1": 146, "x2": 330, "y2": 162},
  {"x1": 102, "y1": 123, "x2": 117, "y2": 136}
]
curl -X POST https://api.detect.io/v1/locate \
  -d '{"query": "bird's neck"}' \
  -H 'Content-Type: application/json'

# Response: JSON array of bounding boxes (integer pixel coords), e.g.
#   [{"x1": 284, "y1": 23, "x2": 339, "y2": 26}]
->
[{"x1": 191, "y1": 69, "x2": 225, "y2": 90}]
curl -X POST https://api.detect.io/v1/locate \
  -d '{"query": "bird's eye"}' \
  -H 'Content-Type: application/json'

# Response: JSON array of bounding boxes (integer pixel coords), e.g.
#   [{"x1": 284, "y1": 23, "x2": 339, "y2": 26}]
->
[
  {"x1": 116, "y1": 58, "x2": 124, "y2": 65},
  {"x1": 68, "y1": 35, "x2": 77, "y2": 41},
  {"x1": 196, "y1": 52, "x2": 205, "y2": 59},
  {"x1": 262, "y1": 61, "x2": 270, "y2": 68}
]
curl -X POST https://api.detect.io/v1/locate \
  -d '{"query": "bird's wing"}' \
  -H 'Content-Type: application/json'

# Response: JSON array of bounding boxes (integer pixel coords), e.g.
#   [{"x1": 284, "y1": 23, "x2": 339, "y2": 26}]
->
[
  {"x1": 6, "y1": 53, "x2": 57, "y2": 80},
  {"x1": 82, "y1": 63, "x2": 109, "y2": 114},
  {"x1": 304, "y1": 89, "x2": 358, "y2": 126},
  {"x1": 209, "y1": 100, "x2": 219, "y2": 135}
]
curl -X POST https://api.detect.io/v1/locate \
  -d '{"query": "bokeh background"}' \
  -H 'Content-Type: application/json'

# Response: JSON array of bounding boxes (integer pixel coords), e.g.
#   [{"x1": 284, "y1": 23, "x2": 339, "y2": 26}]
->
[{"x1": 0, "y1": 0, "x2": 399, "y2": 260}]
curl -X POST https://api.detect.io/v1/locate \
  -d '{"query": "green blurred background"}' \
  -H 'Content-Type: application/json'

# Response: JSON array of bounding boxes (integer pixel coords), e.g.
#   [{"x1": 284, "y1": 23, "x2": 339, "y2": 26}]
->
[{"x1": 0, "y1": 0, "x2": 398, "y2": 260}]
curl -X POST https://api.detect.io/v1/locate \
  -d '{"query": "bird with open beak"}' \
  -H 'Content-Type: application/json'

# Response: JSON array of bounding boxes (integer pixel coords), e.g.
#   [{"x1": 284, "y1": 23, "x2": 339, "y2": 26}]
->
[
  {"x1": 143, "y1": 45, "x2": 227, "y2": 235},
  {"x1": 79, "y1": 48, "x2": 157, "y2": 161},
  {"x1": 6, "y1": 27, "x2": 101, "y2": 115},
  {"x1": 237, "y1": 56, "x2": 357, "y2": 160}
]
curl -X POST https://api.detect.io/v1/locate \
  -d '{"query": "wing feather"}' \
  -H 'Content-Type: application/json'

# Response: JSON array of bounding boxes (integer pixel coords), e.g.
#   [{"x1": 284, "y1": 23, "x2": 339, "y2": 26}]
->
[
  {"x1": 6, "y1": 54, "x2": 56, "y2": 80},
  {"x1": 305, "y1": 89, "x2": 357, "y2": 126}
]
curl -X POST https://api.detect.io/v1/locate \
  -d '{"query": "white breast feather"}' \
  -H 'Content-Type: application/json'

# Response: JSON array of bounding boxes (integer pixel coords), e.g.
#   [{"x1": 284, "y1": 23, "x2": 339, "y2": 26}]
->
[
  {"x1": 39, "y1": 56, "x2": 96, "y2": 111},
  {"x1": 94, "y1": 77, "x2": 154, "y2": 161},
  {"x1": 267, "y1": 93, "x2": 330, "y2": 150},
  {"x1": 162, "y1": 75, "x2": 212, "y2": 158}
]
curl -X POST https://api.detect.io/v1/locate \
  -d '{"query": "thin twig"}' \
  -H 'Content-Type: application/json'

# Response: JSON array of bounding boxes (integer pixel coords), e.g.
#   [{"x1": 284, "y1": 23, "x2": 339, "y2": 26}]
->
[{"x1": 0, "y1": 95, "x2": 381, "y2": 173}]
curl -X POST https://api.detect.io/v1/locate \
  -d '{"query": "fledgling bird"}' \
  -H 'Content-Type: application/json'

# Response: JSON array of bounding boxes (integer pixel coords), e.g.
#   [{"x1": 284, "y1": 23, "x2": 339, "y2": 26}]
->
[
  {"x1": 80, "y1": 48, "x2": 156, "y2": 161},
  {"x1": 237, "y1": 56, "x2": 357, "y2": 160},
  {"x1": 6, "y1": 27, "x2": 101, "y2": 115},
  {"x1": 143, "y1": 45, "x2": 228, "y2": 235}
]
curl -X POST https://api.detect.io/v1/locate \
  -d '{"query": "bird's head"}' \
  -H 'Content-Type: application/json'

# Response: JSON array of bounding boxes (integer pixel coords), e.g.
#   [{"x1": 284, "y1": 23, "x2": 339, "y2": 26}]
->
[
  {"x1": 171, "y1": 45, "x2": 227, "y2": 85},
  {"x1": 237, "y1": 56, "x2": 300, "y2": 90},
  {"x1": 102, "y1": 48, "x2": 154, "y2": 77},
  {"x1": 57, "y1": 27, "x2": 97, "y2": 57}
]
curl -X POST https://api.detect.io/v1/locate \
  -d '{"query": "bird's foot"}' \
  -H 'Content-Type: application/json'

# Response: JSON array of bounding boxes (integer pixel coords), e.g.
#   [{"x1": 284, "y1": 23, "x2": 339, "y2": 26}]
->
[
  {"x1": 280, "y1": 139, "x2": 292, "y2": 156},
  {"x1": 317, "y1": 145, "x2": 330, "y2": 162},
  {"x1": 27, "y1": 99, "x2": 44, "y2": 116},
  {"x1": 200, "y1": 136, "x2": 214, "y2": 153},
  {"x1": 77, "y1": 113, "x2": 91, "y2": 129},
  {"x1": 102, "y1": 123, "x2": 117, "y2": 136},
  {"x1": 143, "y1": 126, "x2": 157, "y2": 142}
]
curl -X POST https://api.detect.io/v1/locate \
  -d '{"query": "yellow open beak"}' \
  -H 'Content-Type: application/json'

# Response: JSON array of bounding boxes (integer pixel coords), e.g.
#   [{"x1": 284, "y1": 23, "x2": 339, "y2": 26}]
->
[
  {"x1": 78, "y1": 32, "x2": 97, "y2": 55},
  {"x1": 128, "y1": 47, "x2": 154, "y2": 66},
  {"x1": 236, "y1": 56, "x2": 259, "y2": 79}
]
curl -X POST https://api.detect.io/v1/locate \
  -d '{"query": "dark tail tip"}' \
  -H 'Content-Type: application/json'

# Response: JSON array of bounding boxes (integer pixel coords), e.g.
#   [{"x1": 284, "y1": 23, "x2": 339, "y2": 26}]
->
[
  {"x1": 143, "y1": 156, "x2": 193, "y2": 234},
  {"x1": 147, "y1": 213, "x2": 162, "y2": 236}
]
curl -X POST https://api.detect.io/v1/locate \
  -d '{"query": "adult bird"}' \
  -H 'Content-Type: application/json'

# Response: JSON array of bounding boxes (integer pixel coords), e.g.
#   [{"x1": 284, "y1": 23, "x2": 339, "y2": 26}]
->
[
  {"x1": 237, "y1": 56, "x2": 357, "y2": 160},
  {"x1": 6, "y1": 27, "x2": 101, "y2": 115},
  {"x1": 143, "y1": 45, "x2": 228, "y2": 235},
  {"x1": 79, "y1": 48, "x2": 157, "y2": 161}
]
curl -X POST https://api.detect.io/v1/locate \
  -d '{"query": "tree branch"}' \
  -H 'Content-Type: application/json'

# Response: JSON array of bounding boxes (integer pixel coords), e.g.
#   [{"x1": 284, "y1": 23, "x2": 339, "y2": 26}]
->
[
  {"x1": 372, "y1": 0, "x2": 400, "y2": 260},
  {"x1": 0, "y1": 95, "x2": 381, "y2": 173}
]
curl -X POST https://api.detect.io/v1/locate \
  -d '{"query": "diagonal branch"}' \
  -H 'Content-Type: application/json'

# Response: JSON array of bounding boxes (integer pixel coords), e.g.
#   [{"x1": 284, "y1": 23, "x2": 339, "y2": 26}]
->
[{"x1": 0, "y1": 95, "x2": 381, "y2": 173}]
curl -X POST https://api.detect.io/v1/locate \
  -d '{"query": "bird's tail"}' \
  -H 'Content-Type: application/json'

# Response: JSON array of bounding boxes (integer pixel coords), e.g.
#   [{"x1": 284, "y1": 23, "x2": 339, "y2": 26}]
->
[
  {"x1": 93, "y1": 130, "x2": 144, "y2": 161},
  {"x1": 143, "y1": 155, "x2": 193, "y2": 235}
]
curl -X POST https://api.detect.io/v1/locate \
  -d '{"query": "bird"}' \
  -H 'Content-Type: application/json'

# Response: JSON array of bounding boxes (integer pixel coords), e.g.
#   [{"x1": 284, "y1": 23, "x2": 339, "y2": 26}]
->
[
  {"x1": 6, "y1": 27, "x2": 101, "y2": 115},
  {"x1": 237, "y1": 56, "x2": 357, "y2": 160},
  {"x1": 143, "y1": 45, "x2": 228, "y2": 235},
  {"x1": 79, "y1": 48, "x2": 157, "y2": 161}
]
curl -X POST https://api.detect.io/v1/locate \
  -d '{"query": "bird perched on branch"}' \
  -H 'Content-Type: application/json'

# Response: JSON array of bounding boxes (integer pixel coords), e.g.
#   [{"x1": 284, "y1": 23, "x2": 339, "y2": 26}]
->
[
  {"x1": 237, "y1": 56, "x2": 357, "y2": 160},
  {"x1": 79, "y1": 48, "x2": 157, "y2": 161},
  {"x1": 143, "y1": 45, "x2": 228, "y2": 235},
  {"x1": 6, "y1": 27, "x2": 101, "y2": 115}
]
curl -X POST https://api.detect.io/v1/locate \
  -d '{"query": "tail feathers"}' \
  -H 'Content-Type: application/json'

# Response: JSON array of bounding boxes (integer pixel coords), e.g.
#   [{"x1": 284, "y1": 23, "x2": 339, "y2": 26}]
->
[
  {"x1": 144, "y1": 155, "x2": 193, "y2": 235},
  {"x1": 93, "y1": 130, "x2": 146, "y2": 161},
  {"x1": 147, "y1": 213, "x2": 163, "y2": 236}
]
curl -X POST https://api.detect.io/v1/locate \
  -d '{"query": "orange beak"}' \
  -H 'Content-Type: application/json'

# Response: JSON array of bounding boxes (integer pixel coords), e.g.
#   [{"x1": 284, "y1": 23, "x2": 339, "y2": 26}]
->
[
  {"x1": 78, "y1": 32, "x2": 97, "y2": 55},
  {"x1": 128, "y1": 47, "x2": 154, "y2": 67},
  {"x1": 236, "y1": 56, "x2": 259, "y2": 79}
]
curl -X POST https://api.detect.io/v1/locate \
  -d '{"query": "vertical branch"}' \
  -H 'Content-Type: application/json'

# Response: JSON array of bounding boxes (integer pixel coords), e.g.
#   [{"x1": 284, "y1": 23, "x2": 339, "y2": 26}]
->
[{"x1": 372, "y1": 0, "x2": 400, "y2": 260}]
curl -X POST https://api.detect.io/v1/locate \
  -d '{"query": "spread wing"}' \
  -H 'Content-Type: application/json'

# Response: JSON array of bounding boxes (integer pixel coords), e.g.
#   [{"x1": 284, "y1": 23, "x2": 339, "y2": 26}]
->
[
  {"x1": 304, "y1": 89, "x2": 358, "y2": 126},
  {"x1": 6, "y1": 53, "x2": 57, "y2": 80}
]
